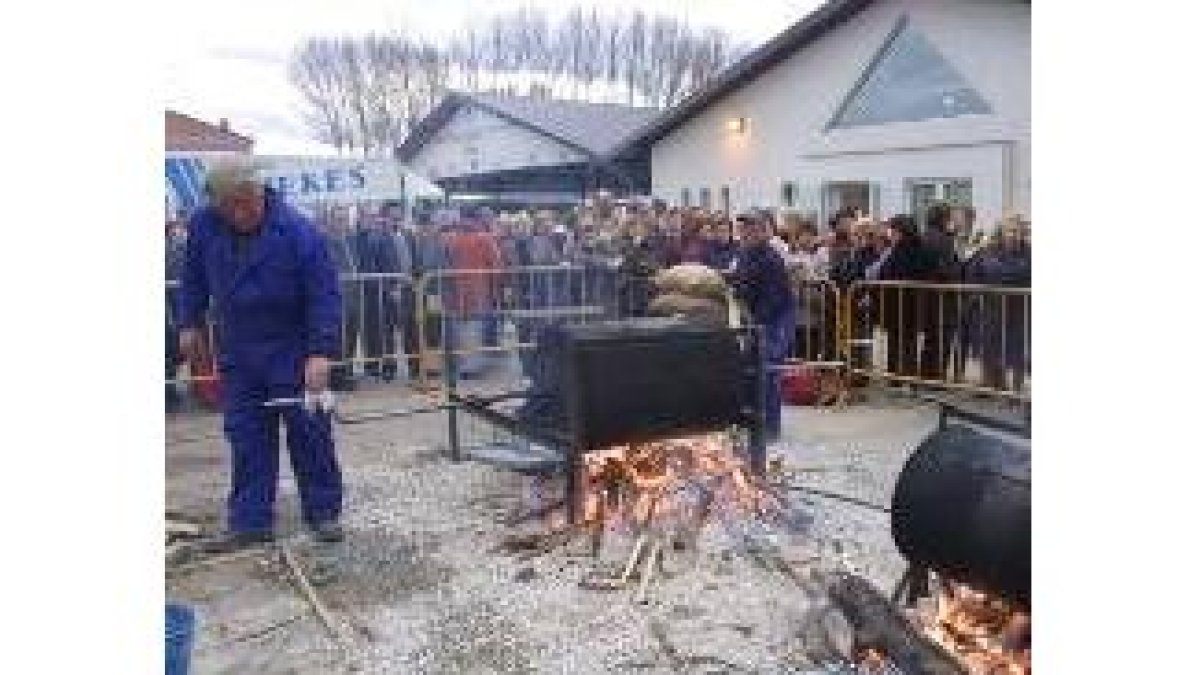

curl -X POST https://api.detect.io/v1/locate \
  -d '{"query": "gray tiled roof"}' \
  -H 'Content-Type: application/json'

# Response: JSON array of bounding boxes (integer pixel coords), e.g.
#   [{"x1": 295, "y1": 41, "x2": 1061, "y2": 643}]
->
[
  {"x1": 397, "y1": 91, "x2": 658, "y2": 162},
  {"x1": 466, "y1": 92, "x2": 658, "y2": 157}
]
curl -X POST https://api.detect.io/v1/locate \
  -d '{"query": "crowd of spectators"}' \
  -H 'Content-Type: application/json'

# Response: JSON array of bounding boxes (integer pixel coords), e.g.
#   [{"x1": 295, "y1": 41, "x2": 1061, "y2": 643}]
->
[{"x1": 167, "y1": 194, "x2": 1031, "y2": 411}]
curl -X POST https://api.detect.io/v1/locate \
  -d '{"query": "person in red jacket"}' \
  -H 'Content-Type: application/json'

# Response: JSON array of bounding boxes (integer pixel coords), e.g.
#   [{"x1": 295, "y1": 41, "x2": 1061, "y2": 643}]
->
[{"x1": 444, "y1": 211, "x2": 503, "y2": 378}]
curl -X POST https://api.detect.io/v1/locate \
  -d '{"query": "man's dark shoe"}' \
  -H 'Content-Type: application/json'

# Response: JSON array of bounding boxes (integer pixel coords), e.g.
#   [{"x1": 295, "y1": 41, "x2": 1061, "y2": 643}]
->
[
  {"x1": 198, "y1": 530, "x2": 275, "y2": 556},
  {"x1": 309, "y1": 521, "x2": 344, "y2": 544}
]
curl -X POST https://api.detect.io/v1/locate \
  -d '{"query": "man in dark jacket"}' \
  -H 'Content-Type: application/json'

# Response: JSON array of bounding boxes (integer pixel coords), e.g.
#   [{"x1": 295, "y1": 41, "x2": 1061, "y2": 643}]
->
[
  {"x1": 320, "y1": 206, "x2": 361, "y2": 391},
  {"x1": 871, "y1": 215, "x2": 934, "y2": 377},
  {"x1": 920, "y1": 203, "x2": 964, "y2": 380},
  {"x1": 828, "y1": 222, "x2": 879, "y2": 373},
  {"x1": 967, "y1": 222, "x2": 1031, "y2": 392},
  {"x1": 178, "y1": 161, "x2": 344, "y2": 548},
  {"x1": 355, "y1": 208, "x2": 407, "y2": 381},
  {"x1": 730, "y1": 212, "x2": 797, "y2": 442},
  {"x1": 382, "y1": 202, "x2": 422, "y2": 380}
]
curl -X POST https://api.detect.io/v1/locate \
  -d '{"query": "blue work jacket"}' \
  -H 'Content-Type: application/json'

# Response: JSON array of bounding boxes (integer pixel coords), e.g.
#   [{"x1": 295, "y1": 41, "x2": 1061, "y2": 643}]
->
[{"x1": 178, "y1": 191, "x2": 341, "y2": 385}]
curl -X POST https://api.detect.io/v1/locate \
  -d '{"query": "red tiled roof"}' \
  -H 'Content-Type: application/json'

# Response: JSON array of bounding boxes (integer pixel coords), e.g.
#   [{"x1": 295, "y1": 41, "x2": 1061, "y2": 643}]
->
[{"x1": 165, "y1": 110, "x2": 254, "y2": 153}]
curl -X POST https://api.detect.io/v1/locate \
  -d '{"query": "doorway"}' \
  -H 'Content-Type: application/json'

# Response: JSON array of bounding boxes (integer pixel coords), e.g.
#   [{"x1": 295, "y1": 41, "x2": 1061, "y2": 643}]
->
[{"x1": 821, "y1": 181, "x2": 877, "y2": 228}]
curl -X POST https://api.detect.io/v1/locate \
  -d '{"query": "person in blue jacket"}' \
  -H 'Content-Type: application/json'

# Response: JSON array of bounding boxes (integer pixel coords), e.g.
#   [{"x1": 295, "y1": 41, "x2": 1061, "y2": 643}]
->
[
  {"x1": 177, "y1": 161, "x2": 344, "y2": 550},
  {"x1": 729, "y1": 211, "x2": 797, "y2": 443}
]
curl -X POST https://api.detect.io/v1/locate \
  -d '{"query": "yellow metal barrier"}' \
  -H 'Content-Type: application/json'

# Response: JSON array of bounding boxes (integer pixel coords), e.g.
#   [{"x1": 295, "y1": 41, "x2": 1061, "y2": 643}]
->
[
  {"x1": 787, "y1": 276, "x2": 843, "y2": 366},
  {"x1": 846, "y1": 280, "x2": 1031, "y2": 401},
  {"x1": 167, "y1": 272, "x2": 1031, "y2": 408}
]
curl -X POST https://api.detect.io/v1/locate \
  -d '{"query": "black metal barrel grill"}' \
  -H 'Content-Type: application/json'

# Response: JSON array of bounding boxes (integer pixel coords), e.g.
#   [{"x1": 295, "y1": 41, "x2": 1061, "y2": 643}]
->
[{"x1": 890, "y1": 420, "x2": 1031, "y2": 607}]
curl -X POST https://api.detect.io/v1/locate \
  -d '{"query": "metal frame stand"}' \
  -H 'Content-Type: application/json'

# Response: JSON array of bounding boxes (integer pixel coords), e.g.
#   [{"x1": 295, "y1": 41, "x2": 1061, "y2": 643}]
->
[
  {"x1": 747, "y1": 325, "x2": 768, "y2": 478},
  {"x1": 444, "y1": 311, "x2": 461, "y2": 462}
]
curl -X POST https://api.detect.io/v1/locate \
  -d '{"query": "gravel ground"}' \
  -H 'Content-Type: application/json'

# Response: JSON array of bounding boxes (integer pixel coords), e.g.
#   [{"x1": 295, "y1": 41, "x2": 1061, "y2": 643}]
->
[{"x1": 166, "y1": 376, "x2": 1020, "y2": 674}]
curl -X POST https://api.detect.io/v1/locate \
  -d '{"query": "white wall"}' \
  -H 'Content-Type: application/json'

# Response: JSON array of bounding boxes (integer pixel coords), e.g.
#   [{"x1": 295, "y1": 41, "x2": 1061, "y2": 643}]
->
[
  {"x1": 650, "y1": 0, "x2": 1030, "y2": 229},
  {"x1": 408, "y1": 105, "x2": 586, "y2": 180}
]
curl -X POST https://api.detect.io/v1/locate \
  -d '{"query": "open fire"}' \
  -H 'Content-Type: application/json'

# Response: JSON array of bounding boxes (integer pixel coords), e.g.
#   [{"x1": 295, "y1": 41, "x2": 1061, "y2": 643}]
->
[
  {"x1": 568, "y1": 432, "x2": 788, "y2": 602},
  {"x1": 505, "y1": 431, "x2": 803, "y2": 603},
  {"x1": 578, "y1": 432, "x2": 772, "y2": 532},
  {"x1": 907, "y1": 576, "x2": 1031, "y2": 675}
]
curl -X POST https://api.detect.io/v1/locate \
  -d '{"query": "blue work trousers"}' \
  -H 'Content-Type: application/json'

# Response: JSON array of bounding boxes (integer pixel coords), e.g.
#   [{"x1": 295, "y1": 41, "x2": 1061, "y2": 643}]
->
[
  {"x1": 221, "y1": 368, "x2": 343, "y2": 534},
  {"x1": 761, "y1": 308, "x2": 797, "y2": 440}
]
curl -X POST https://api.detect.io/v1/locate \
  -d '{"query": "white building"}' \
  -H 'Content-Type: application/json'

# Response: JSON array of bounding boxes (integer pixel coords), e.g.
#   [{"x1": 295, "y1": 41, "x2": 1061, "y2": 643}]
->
[
  {"x1": 398, "y1": 92, "x2": 655, "y2": 207},
  {"x1": 607, "y1": 0, "x2": 1030, "y2": 231}
]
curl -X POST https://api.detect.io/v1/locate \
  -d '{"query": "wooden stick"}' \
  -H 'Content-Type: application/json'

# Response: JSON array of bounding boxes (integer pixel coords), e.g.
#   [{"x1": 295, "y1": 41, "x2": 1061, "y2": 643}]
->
[
  {"x1": 648, "y1": 620, "x2": 687, "y2": 671},
  {"x1": 279, "y1": 545, "x2": 353, "y2": 651},
  {"x1": 166, "y1": 520, "x2": 204, "y2": 537},
  {"x1": 635, "y1": 541, "x2": 661, "y2": 605},
  {"x1": 217, "y1": 613, "x2": 305, "y2": 647},
  {"x1": 619, "y1": 535, "x2": 649, "y2": 584},
  {"x1": 501, "y1": 498, "x2": 566, "y2": 527},
  {"x1": 827, "y1": 573, "x2": 967, "y2": 675},
  {"x1": 166, "y1": 544, "x2": 267, "y2": 577}
]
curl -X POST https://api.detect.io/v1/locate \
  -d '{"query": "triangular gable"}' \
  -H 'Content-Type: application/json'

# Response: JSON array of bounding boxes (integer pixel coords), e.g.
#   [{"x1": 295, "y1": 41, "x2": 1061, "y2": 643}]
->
[{"x1": 829, "y1": 16, "x2": 992, "y2": 129}]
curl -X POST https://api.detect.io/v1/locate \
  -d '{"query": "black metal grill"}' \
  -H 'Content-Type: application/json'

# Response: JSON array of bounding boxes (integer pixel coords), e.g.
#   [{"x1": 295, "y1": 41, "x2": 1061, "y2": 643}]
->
[
  {"x1": 447, "y1": 317, "x2": 767, "y2": 523},
  {"x1": 557, "y1": 318, "x2": 748, "y2": 450}
]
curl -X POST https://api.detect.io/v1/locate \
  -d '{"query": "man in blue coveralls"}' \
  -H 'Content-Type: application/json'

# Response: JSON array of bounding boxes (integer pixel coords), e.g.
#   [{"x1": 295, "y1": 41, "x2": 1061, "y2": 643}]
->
[
  {"x1": 178, "y1": 161, "x2": 344, "y2": 550},
  {"x1": 729, "y1": 211, "x2": 797, "y2": 444}
]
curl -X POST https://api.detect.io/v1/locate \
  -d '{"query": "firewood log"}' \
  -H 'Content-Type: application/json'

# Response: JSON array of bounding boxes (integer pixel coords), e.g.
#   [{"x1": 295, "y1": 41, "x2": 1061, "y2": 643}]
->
[{"x1": 827, "y1": 573, "x2": 967, "y2": 675}]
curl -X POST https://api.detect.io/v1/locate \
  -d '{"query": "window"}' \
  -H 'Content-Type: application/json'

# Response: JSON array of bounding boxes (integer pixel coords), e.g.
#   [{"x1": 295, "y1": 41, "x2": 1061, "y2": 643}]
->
[
  {"x1": 781, "y1": 182, "x2": 797, "y2": 208},
  {"x1": 681, "y1": 188, "x2": 691, "y2": 207},
  {"x1": 699, "y1": 187, "x2": 712, "y2": 210},
  {"x1": 719, "y1": 186, "x2": 731, "y2": 214},
  {"x1": 830, "y1": 17, "x2": 992, "y2": 129},
  {"x1": 470, "y1": 158, "x2": 480, "y2": 172},
  {"x1": 908, "y1": 178, "x2": 972, "y2": 231}
]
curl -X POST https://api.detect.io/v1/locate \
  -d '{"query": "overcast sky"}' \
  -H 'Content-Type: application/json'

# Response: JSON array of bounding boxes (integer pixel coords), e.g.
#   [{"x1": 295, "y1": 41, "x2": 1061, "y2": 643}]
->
[{"x1": 165, "y1": 0, "x2": 824, "y2": 155}]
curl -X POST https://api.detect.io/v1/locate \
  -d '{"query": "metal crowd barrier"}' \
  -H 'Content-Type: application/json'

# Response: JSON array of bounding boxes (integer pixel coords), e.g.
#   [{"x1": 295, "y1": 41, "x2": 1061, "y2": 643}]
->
[
  {"x1": 786, "y1": 277, "x2": 842, "y2": 366},
  {"x1": 414, "y1": 264, "x2": 623, "y2": 389},
  {"x1": 167, "y1": 271, "x2": 1033, "y2": 410},
  {"x1": 165, "y1": 273, "x2": 421, "y2": 397},
  {"x1": 843, "y1": 280, "x2": 1031, "y2": 401},
  {"x1": 334, "y1": 272, "x2": 419, "y2": 385}
]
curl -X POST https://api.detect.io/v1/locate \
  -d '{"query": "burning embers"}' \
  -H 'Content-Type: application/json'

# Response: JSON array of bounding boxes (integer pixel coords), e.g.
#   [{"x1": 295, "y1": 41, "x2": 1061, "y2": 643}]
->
[
  {"x1": 579, "y1": 433, "x2": 770, "y2": 533},
  {"x1": 573, "y1": 432, "x2": 785, "y2": 602},
  {"x1": 830, "y1": 571, "x2": 1030, "y2": 675},
  {"x1": 505, "y1": 432, "x2": 795, "y2": 603},
  {"x1": 909, "y1": 575, "x2": 1031, "y2": 675}
]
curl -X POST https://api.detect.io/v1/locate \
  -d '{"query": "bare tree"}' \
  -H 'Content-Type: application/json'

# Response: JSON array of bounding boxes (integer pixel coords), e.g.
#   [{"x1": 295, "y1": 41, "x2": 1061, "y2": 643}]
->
[
  {"x1": 288, "y1": 4, "x2": 744, "y2": 151},
  {"x1": 623, "y1": 10, "x2": 648, "y2": 106},
  {"x1": 290, "y1": 38, "x2": 361, "y2": 153}
]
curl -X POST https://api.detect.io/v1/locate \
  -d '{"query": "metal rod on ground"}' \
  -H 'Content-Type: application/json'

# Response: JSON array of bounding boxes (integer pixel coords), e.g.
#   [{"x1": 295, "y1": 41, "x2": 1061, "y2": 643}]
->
[
  {"x1": 775, "y1": 483, "x2": 892, "y2": 515},
  {"x1": 906, "y1": 391, "x2": 1031, "y2": 438}
]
